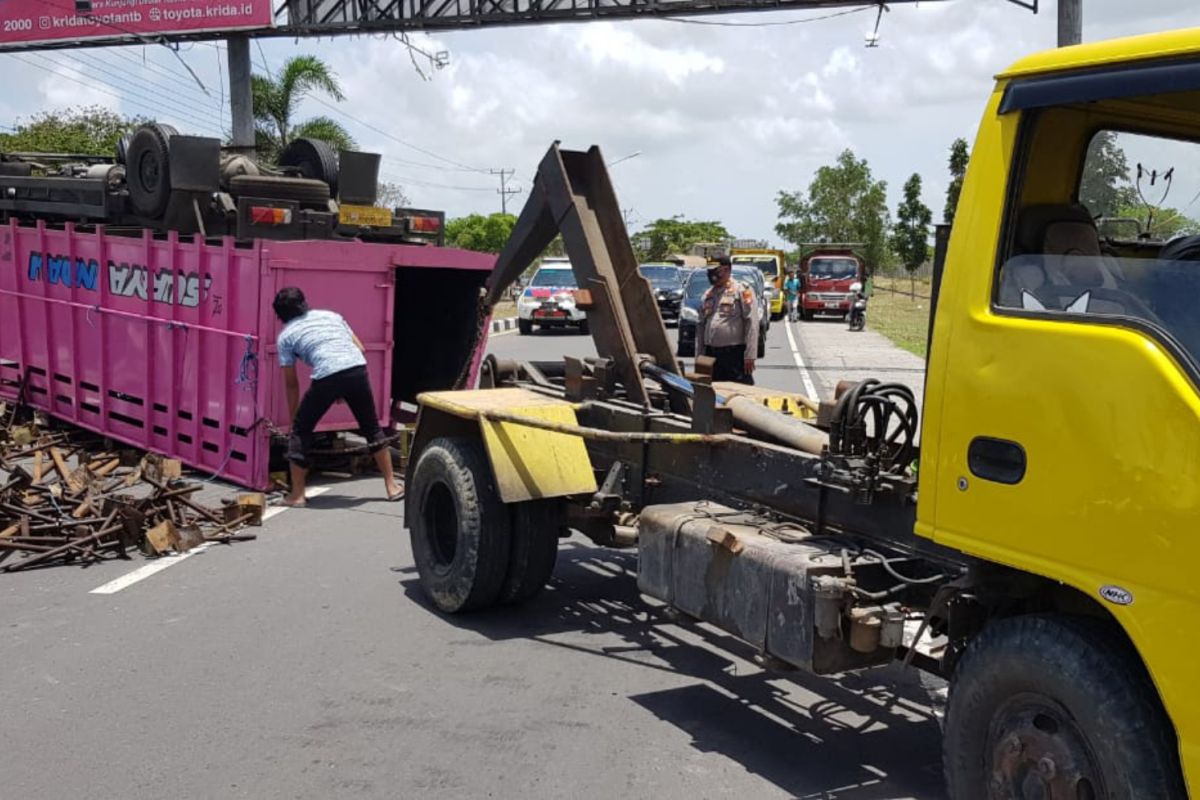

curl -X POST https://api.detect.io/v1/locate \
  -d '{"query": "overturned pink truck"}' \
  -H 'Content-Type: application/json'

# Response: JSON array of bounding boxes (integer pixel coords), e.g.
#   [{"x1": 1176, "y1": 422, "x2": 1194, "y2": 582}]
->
[{"x1": 0, "y1": 126, "x2": 495, "y2": 489}]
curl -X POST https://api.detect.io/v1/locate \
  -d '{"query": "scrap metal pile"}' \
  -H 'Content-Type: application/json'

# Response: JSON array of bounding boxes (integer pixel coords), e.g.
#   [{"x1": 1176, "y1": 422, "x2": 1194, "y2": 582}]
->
[{"x1": 0, "y1": 407, "x2": 263, "y2": 573}]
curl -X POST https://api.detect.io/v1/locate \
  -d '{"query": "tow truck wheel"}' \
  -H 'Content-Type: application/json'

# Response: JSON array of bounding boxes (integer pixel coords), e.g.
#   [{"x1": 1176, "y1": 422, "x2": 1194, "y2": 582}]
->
[
  {"x1": 944, "y1": 614, "x2": 1185, "y2": 800},
  {"x1": 499, "y1": 500, "x2": 561, "y2": 604},
  {"x1": 409, "y1": 437, "x2": 511, "y2": 613}
]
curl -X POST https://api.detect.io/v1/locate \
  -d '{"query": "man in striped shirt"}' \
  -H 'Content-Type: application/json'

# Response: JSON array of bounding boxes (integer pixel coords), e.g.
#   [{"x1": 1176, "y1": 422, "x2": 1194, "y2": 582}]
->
[{"x1": 274, "y1": 287, "x2": 403, "y2": 507}]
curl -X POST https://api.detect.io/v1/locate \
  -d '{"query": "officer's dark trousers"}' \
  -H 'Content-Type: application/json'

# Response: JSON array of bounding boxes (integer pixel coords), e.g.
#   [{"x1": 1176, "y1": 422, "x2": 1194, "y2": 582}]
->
[{"x1": 705, "y1": 344, "x2": 754, "y2": 385}]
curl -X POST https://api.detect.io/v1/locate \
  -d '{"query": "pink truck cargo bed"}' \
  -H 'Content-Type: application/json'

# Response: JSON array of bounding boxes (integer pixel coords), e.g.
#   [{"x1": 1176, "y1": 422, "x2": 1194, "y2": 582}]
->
[{"x1": 0, "y1": 221, "x2": 494, "y2": 489}]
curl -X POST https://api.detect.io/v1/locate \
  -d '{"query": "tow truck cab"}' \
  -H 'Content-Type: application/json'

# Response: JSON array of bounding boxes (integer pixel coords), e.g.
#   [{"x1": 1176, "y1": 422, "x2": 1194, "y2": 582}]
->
[
  {"x1": 922, "y1": 30, "x2": 1200, "y2": 794},
  {"x1": 799, "y1": 246, "x2": 863, "y2": 320}
]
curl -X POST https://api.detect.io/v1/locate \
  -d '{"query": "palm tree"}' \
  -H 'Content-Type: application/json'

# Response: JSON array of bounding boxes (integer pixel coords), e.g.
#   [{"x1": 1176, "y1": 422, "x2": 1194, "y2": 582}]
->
[{"x1": 251, "y1": 55, "x2": 355, "y2": 163}]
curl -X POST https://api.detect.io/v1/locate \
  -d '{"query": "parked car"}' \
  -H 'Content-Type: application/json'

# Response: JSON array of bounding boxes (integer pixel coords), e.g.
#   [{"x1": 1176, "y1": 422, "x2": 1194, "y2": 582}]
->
[
  {"x1": 638, "y1": 263, "x2": 685, "y2": 323},
  {"x1": 677, "y1": 266, "x2": 768, "y2": 359},
  {"x1": 517, "y1": 259, "x2": 588, "y2": 335}
]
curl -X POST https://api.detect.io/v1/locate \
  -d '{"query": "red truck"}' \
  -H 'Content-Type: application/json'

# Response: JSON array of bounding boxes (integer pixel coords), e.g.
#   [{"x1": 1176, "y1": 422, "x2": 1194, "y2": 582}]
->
[{"x1": 798, "y1": 245, "x2": 864, "y2": 321}]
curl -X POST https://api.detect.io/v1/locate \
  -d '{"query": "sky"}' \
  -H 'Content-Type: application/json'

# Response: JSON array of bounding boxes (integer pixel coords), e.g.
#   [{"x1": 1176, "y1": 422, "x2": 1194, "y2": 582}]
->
[{"x1": 1, "y1": 0, "x2": 1198, "y2": 243}]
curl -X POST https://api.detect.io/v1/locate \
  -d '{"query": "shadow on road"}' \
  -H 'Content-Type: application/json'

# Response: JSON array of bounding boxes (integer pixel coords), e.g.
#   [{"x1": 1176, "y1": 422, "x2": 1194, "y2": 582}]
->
[{"x1": 400, "y1": 540, "x2": 947, "y2": 800}]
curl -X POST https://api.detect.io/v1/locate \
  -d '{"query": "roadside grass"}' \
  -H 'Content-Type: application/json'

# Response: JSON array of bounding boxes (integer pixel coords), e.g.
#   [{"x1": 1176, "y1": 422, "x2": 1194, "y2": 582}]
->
[
  {"x1": 493, "y1": 300, "x2": 517, "y2": 319},
  {"x1": 870, "y1": 276, "x2": 933, "y2": 358}
]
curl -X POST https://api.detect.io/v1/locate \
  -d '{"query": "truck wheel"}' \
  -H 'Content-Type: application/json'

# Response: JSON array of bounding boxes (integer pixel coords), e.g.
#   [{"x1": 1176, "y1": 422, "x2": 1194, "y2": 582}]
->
[
  {"x1": 408, "y1": 437, "x2": 511, "y2": 614},
  {"x1": 280, "y1": 138, "x2": 340, "y2": 198},
  {"x1": 579, "y1": 319, "x2": 590, "y2": 335},
  {"x1": 944, "y1": 614, "x2": 1185, "y2": 800},
  {"x1": 518, "y1": 318, "x2": 533, "y2": 336},
  {"x1": 126, "y1": 123, "x2": 174, "y2": 218},
  {"x1": 801, "y1": 309, "x2": 814, "y2": 322},
  {"x1": 499, "y1": 500, "x2": 561, "y2": 604}
]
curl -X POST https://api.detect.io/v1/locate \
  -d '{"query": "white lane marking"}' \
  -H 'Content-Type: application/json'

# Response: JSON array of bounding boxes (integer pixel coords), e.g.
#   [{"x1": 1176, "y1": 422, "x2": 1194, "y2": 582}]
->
[
  {"x1": 89, "y1": 486, "x2": 329, "y2": 594},
  {"x1": 784, "y1": 321, "x2": 821, "y2": 401}
]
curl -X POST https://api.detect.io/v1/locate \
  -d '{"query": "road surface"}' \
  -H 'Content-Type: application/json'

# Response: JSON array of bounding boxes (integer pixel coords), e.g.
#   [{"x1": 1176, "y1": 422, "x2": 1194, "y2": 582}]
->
[{"x1": 0, "y1": 317, "x2": 940, "y2": 800}]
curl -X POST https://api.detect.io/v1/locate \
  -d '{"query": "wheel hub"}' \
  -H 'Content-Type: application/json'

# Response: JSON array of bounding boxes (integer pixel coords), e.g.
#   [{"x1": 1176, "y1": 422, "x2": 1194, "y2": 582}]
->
[{"x1": 989, "y1": 697, "x2": 1102, "y2": 800}]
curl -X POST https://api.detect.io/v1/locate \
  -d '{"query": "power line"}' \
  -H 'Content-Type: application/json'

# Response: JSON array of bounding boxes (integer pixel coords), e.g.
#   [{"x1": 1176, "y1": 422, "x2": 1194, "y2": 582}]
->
[
  {"x1": 306, "y1": 93, "x2": 490, "y2": 174},
  {"x1": 30, "y1": 52, "x2": 222, "y2": 135},
  {"x1": 380, "y1": 168, "x2": 494, "y2": 193},
  {"x1": 58, "y1": 50, "x2": 219, "y2": 122},
  {"x1": 7, "y1": 53, "x2": 223, "y2": 137}
]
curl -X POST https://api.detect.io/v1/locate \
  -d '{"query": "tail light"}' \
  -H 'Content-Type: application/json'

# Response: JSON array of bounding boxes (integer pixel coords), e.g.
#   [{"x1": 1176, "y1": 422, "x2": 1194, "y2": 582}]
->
[
  {"x1": 250, "y1": 207, "x2": 292, "y2": 225},
  {"x1": 410, "y1": 216, "x2": 441, "y2": 233}
]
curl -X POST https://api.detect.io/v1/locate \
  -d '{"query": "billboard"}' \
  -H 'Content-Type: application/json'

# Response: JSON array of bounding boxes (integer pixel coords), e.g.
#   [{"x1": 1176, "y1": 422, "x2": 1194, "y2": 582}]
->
[{"x1": 0, "y1": 0, "x2": 273, "y2": 48}]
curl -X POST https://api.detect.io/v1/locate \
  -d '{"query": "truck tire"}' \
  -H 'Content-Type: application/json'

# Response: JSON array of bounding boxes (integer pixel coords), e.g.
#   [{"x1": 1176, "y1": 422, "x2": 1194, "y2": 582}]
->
[
  {"x1": 801, "y1": 309, "x2": 814, "y2": 322},
  {"x1": 126, "y1": 123, "x2": 174, "y2": 218},
  {"x1": 499, "y1": 500, "x2": 560, "y2": 604},
  {"x1": 408, "y1": 437, "x2": 511, "y2": 614},
  {"x1": 280, "y1": 138, "x2": 339, "y2": 198},
  {"x1": 944, "y1": 614, "x2": 1185, "y2": 800},
  {"x1": 578, "y1": 319, "x2": 590, "y2": 335},
  {"x1": 518, "y1": 318, "x2": 533, "y2": 336},
  {"x1": 228, "y1": 175, "x2": 331, "y2": 206}
]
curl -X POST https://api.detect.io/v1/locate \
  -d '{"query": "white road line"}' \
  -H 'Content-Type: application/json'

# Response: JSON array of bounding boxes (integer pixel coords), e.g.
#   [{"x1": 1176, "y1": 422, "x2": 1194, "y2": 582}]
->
[
  {"x1": 89, "y1": 486, "x2": 329, "y2": 595},
  {"x1": 784, "y1": 321, "x2": 821, "y2": 401}
]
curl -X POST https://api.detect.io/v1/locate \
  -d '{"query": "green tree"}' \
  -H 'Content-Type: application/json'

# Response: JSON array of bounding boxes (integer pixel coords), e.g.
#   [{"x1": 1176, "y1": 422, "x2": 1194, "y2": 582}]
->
[
  {"x1": 445, "y1": 212, "x2": 518, "y2": 253},
  {"x1": 0, "y1": 107, "x2": 142, "y2": 155},
  {"x1": 1078, "y1": 131, "x2": 1139, "y2": 218},
  {"x1": 944, "y1": 138, "x2": 970, "y2": 223},
  {"x1": 892, "y1": 173, "x2": 933, "y2": 295},
  {"x1": 1114, "y1": 203, "x2": 1200, "y2": 240},
  {"x1": 775, "y1": 149, "x2": 890, "y2": 270},
  {"x1": 634, "y1": 217, "x2": 731, "y2": 261},
  {"x1": 251, "y1": 55, "x2": 355, "y2": 163}
]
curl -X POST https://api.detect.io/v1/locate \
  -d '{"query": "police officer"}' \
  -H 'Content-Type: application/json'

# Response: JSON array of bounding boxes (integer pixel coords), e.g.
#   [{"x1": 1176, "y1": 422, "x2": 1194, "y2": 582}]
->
[{"x1": 697, "y1": 256, "x2": 759, "y2": 384}]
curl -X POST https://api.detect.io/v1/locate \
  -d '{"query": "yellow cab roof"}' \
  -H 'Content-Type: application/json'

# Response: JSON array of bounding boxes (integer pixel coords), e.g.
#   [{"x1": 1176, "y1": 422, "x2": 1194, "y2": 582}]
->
[{"x1": 999, "y1": 27, "x2": 1200, "y2": 80}]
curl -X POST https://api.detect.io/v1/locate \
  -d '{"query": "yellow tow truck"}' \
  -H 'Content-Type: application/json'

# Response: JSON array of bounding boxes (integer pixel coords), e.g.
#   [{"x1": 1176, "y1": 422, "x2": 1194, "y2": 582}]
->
[{"x1": 404, "y1": 29, "x2": 1200, "y2": 798}]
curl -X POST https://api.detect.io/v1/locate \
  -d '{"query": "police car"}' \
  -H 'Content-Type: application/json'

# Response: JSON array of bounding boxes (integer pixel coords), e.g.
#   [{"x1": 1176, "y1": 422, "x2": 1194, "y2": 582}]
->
[{"x1": 516, "y1": 259, "x2": 588, "y2": 335}]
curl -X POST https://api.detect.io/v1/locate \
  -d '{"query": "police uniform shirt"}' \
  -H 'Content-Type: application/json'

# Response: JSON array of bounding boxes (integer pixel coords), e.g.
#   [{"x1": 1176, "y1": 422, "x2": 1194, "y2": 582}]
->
[{"x1": 697, "y1": 279, "x2": 759, "y2": 357}]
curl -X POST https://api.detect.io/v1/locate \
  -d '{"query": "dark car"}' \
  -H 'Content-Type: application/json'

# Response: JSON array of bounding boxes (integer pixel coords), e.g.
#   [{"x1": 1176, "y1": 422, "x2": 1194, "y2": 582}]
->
[
  {"x1": 677, "y1": 267, "x2": 768, "y2": 359},
  {"x1": 639, "y1": 264, "x2": 685, "y2": 323}
]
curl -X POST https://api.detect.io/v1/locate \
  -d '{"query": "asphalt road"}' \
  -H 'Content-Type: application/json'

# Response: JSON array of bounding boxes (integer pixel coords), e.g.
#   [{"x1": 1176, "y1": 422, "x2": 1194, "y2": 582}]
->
[{"x1": 0, "y1": 318, "x2": 940, "y2": 800}]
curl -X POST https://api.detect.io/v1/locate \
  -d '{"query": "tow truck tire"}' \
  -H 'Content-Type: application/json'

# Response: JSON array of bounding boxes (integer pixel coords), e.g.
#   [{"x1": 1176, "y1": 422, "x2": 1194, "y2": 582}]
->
[
  {"x1": 409, "y1": 437, "x2": 511, "y2": 614},
  {"x1": 280, "y1": 138, "x2": 340, "y2": 198},
  {"x1": 127, "y1": 123, "x2": 174, "y2": 218},
  {"x1": 499, "y1": 500, "x2": 560, "y2": 604},
  {"x1": 228, "y1": 175, "x2": 331, "y2": 207},
  {"x1": 518, "y1": 318, "x2": 533, "y2": 336},
  {"x1": 944, "y1": 614, "x2": 1185, "y2": 800}
]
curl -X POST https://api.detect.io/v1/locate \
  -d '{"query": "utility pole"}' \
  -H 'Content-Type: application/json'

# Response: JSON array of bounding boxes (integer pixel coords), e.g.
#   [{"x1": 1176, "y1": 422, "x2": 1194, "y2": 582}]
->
[
  {"x1": 492, "y1": 168, "x2": 521, "y2": 214},
  {"x1": 1058, "y1": 0, "x2": 1082, "y2": 47},
  {"x1": 227, "y1": 35, "x2": 255, "y2": 153}
]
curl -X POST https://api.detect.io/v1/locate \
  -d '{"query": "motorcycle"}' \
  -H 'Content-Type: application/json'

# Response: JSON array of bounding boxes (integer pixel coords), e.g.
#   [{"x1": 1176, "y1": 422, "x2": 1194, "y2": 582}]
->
[{"x1": 848, "y1": 281, "x2": 867, "y2": 332}]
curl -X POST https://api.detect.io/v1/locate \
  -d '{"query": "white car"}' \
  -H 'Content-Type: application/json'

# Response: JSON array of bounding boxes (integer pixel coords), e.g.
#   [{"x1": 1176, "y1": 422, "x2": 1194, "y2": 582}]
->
[{"x1": 517, "y1": 261, "x2": 588, "y2": 335}]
